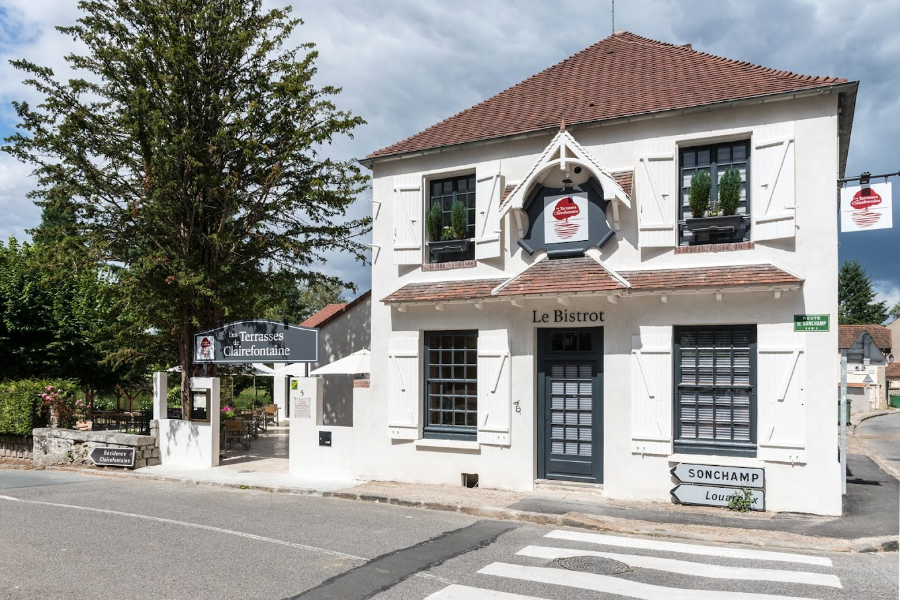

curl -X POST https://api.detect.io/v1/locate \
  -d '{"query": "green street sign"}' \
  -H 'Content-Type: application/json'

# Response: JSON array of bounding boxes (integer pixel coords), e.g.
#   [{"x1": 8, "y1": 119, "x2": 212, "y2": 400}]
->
[{"x1": 794, "y1": 314, "x2": 829, "y2": 332}]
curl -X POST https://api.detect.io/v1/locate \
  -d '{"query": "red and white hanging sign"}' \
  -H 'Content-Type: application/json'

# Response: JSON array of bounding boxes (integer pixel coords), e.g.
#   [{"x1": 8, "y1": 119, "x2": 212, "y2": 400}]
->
[
  {"x1": 841, "y1": 182, "x2": 892, "y2": 232},
  {"x1": 544, "y1": 192, "x2": 588, "y2": 244}
]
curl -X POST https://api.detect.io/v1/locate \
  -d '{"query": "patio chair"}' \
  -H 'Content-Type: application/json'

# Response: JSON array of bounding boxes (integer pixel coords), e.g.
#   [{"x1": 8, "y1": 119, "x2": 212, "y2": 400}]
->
[
  {"x1": 223, "y1": 419, "x2": 250, "y2": 451},
  {"x1": 264, "y1": 404, "x2": 279, "y2": 427}
]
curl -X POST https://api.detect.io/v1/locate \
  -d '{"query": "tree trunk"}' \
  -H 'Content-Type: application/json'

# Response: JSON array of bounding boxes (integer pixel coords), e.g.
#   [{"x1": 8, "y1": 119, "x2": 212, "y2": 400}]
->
[{"x1": 179, "y1": 314, "x2": 194, "y2": 420}]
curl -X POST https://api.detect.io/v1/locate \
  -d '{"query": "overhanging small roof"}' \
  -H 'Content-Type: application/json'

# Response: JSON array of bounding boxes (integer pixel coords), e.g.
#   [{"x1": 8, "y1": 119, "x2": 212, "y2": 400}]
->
[{"x1": 381, "y1": 259, "x2": 802, "y2": 306}]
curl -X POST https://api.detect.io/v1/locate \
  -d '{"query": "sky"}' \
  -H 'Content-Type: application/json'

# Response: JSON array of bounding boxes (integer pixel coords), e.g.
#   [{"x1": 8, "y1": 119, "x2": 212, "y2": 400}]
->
[{"x1": 0, "y1": 0, "x2": 897, "y2": 308}]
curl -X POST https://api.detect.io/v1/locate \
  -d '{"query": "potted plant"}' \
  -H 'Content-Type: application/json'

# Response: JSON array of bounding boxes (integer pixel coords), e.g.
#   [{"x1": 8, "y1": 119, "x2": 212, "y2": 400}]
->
[
  {"x1": 688, "y1": 171, "x2": 711, "y2": 218},
  {"x1": 427, "y1": 200, "x2": 471, "y2": 262},
  {"x1": 682, "y1": 169, "x2": 745, "y2": 245}
]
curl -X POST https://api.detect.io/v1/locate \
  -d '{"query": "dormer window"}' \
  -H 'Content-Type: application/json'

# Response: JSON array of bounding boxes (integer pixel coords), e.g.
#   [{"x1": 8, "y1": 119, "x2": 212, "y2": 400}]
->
[{"x1": 427, "y1": 175, "x2": 476, "y2": 263}]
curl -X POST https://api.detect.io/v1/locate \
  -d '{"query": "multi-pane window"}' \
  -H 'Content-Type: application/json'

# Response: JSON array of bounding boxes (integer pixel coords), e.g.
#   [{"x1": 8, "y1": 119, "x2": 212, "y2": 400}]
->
[
  {"x1": 424, "y1": 331, "x2": 477, "y2": 440},
  {"x1": 430, "y1": 175, "x2": 476, "y2": 239},
  {"x1": 675, "y1": 325, "x2": 756, "y2": 457},
  {"x1": 679, "y1": 141, "x2": 750, "y2": 245}
]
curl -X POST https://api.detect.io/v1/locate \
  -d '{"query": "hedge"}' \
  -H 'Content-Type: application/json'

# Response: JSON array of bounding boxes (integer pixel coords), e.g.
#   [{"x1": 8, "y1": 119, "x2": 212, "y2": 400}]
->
[{"x1": 0, "y1": 379, "x2": 79, "y2": 435}]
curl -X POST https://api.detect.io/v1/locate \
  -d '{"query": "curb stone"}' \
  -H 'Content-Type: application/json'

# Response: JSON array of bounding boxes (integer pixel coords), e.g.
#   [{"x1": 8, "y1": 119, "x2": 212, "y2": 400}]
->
[{"x1": 2, "y1": 462, "x2": 895, "y2": 554}]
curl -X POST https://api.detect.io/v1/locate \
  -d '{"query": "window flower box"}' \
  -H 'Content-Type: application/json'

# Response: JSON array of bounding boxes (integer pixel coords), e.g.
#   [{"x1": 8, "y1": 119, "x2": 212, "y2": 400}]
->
[
  {"x1": 682, "y1": 214, "x2": 747, "y2": 246},
  {"x1": 428, "y1": 238, "x2": 472, "y2": 263}
]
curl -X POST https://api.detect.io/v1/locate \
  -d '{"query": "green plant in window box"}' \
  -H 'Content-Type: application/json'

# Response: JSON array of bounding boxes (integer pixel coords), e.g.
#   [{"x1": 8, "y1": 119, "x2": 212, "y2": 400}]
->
[
  {"x1": 426, "y1": 203, "x2": 443, "y2": 242},
  {"x1": 441, "y1": 226, "x2": 454, "y2": 241},
  {"x1": 450, "y1": 200, "x2": 468, "y2": 239},
  {"x1": 688, "y1": 171, "x2": 711, "y2": 218},
  {"x1": 718, "y1": 168, "x2": 742, "y2": 216}
]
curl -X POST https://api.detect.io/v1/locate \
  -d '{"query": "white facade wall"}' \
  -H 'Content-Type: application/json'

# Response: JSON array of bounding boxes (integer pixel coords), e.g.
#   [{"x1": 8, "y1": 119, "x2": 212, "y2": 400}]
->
[{"x1": 352, "y1": 95, "x2": 843, "y2": 515}]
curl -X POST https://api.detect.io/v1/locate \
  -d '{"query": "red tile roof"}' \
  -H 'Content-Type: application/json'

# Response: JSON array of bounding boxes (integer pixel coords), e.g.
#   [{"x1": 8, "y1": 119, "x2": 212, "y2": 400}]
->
[
  {"x1": 494, "y1": 256, "x2": 625, "y2": 297},
  {"x1": 381, "y1": 260, "x2": 801, "y2": 304},
  {"x1": 887, "y1": 363, "x2": 900, "y2": 379},
  {"x1": 838, "y1": 324, "x2": 892, "y2": 350},
  {"x1": 611, "y1": 170, "x2": 633, "y2": 198},
  {"x1": 368, "y1": 32, "x2": 847, "y2": 160},
  {"x1": 381, "y1": 279, "x2": 506, "y2": 304},
  {"x1": 299, "y1": 291, "x2": 371, "y2": 329},
  {"x1": 619, "y1": 264, "x2": 802, "y2": 290}
]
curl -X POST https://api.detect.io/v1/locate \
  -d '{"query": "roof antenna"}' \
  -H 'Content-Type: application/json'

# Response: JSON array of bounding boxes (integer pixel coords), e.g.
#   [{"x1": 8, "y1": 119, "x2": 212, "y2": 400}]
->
[{"x1": 611, "y1": 0, "x2": 615, "y2": 34}]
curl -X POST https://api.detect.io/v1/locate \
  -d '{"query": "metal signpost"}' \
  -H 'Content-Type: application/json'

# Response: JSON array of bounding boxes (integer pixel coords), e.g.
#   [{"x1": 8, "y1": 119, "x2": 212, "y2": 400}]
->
[{"x1": 89, "y1": 447, "x2": 135, "y2": 467}]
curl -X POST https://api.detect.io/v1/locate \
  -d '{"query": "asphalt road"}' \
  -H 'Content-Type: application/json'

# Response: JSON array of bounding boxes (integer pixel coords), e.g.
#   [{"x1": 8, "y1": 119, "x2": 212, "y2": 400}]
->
[
  {"x1": 857, "y1": 411, "x2": 900, "y2": 477},
  {"x1": 0, "y1": 470, "x2": 896, "y2": 600}
]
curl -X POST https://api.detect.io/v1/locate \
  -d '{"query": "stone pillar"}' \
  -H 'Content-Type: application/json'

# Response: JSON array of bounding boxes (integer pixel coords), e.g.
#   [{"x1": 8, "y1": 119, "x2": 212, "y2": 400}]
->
[{"x1": 153, "y1": 371, "x2": 168, "y2": 421}]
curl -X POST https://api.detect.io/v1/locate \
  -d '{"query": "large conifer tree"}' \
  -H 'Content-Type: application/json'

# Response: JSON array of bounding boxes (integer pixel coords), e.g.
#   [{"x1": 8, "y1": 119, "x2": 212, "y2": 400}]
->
[
  {"x1": 4, "y1": 1, "x2": 369, "y2": 414},
  {"x1": 838, "y1": 259, "x2": 888, "y2": 325}
]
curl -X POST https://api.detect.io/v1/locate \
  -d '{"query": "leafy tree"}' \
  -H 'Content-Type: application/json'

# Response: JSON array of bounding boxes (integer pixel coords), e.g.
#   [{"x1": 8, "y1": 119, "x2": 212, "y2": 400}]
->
[
  {"x1": 261, "y1": 278, "x2": 347, "y2": 325},
  {"x1": 5, "y1": 1, "x2": 369, "y2": 415},
  {"x1": 890, "y1": 302, "x2": 900, "y2": 322},
  {"x1": 838, "y1": 259, "x2": 888, "y2": 325}
]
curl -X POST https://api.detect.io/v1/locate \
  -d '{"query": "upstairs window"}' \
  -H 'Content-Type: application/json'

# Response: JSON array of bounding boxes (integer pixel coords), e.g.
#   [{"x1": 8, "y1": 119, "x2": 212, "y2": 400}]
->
[
  {"x1": 679, "y1": 141, "x2": 750, "y2": 246},
  {"x1": 426, "y1": 175, "x2": 476, "y2": 263}
]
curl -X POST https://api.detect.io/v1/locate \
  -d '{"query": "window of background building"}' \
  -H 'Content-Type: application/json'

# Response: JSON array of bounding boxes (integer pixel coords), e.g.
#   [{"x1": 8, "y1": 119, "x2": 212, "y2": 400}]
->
[
  {"x1": 427, "y1": 175, "x2": 476, "y2": 262},
  {"x1": 424, "y1": 331, "x2": 477, "y2": 440},
  {"x1": 674, "y1": 325, "x2": 756, "y2": 457},
  {"x1": 679, "y1": 141, "x2": 750, "y2": 246}
]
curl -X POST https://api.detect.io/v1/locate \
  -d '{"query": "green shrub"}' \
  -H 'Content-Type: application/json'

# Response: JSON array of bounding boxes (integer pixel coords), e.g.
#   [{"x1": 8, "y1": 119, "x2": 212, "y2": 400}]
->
[
  {"x1": 426, "y1": 203, "x2": 443, "y2": 242},
  {"x1": 718, "y1": 169, "x2": 742, "y2": 216},
  {"x1": 688, "y1": 171, "x2": 711, "y2": 218},
  {"x1": 727, "y1": 487, "x2": 755, "y2": 513},
  {"x1": 450, "y1": 200, "x2": 468, "y2": 239},
  {"x1": 0, "y1": 379, "x2": 79, "y2": 435}
]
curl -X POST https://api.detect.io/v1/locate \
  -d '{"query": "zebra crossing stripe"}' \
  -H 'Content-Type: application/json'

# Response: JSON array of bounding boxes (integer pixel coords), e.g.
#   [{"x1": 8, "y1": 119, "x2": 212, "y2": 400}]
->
[
  {"x1": 425, "y1": 584, "x2": 544, "y2": 599},
  {"x1": 546, "y1": 530, "x2": 832, "y2": 567},
  {"x1": 479, "y1": 562, "x2": 820, "y2": 600},
  {"x1": 516, "y1": 545, "x2": 841, "y2": 588}
]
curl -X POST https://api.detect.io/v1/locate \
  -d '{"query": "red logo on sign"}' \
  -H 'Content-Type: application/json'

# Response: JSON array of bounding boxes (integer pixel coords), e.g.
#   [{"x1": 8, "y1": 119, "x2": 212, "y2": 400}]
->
[
  {"x1": 850, "y1": 188, "x2": 882, "y2": 210},
  {"x1": 552, "y1": 197, "x2": 580, "y2": 220},
  {"x1": 200, "y1": 337, "x2": 211, "y2": 348}
]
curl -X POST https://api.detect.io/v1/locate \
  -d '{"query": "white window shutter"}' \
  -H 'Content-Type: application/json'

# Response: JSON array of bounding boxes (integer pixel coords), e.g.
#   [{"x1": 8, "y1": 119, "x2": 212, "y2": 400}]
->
[
  {"x1": 757, "y1": 332, "x2": 806, "y2": 464},
  {"x1": 392, "y1": 175, "x2": 422, "y2": 265},
  {"x1": 475, "y1": 161, "x2": 502, "y2": 260},
  {"x1": 752, "y1": 123, "x2": 796, "y2": 241},
  {"x1": 477, "y1": 329, "x2": 510, "y2": 446},
  {"x1": 631, "y1": 331, "x2": 673, "y2": 455},
  {"x1": 635, "y1": 141, "x2": 677, "y2": 248},
  {"x1": 388, "y1": 333, "x2": 420, "y2": 439}
]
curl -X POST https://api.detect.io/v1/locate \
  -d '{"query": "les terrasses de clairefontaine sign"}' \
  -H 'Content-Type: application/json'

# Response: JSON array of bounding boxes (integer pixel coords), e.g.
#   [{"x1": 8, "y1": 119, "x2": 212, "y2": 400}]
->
[{"x1": 194, "y1": 320, "x2": 318, "y2": 364}]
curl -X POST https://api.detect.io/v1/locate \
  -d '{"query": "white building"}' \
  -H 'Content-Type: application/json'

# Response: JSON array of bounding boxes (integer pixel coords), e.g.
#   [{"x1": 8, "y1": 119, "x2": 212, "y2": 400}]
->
[{"x1": 313, "y1": 32, "x2": 858, "y2": 515}]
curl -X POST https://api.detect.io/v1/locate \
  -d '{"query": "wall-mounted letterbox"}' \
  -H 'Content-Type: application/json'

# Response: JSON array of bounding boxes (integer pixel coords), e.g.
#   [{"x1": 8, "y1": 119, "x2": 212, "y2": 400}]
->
[{"x1": 319, "y1": 431, "x2": 332, "y2": 447}]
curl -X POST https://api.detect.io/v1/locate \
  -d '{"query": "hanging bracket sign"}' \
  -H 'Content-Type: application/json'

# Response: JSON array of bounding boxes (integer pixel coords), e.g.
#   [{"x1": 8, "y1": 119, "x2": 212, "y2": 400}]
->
[{"x1": 195, "y1": 320, "x2": 318, "y2": 364}]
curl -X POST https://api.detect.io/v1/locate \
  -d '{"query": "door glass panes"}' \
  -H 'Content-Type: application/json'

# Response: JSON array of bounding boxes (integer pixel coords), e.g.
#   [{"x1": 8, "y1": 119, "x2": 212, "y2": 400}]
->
[
  {"x1": 676, "y1": 326, "x2": 755, "y2": 449},
  {"x1": 425, "y1": 331, "x2": 477, "y2": 438},
  {"x1": 550, "y1": 363, "x2": 593, "y2": 457}
]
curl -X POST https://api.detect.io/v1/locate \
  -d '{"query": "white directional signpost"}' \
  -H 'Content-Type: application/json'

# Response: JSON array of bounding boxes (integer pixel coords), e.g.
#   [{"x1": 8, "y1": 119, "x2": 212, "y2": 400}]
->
[
  {"x1": 671, "y1": 484, "x2": 765, "y2": 511},
  {"x1": 89, "y1": 447, "x2": 135, "y2": 467},
  {"x1": 671, "y1": 463, "x2": 765, "y2": 511}
]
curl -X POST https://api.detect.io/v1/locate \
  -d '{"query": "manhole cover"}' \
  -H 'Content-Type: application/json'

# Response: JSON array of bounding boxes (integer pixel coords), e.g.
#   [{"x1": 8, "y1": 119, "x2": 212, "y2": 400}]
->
[
  {"x1": 556, "y1": 556, "x2": 633, "y2": 576},
  {"x1": 238, "y1": 470, "x2": 255, "y2": 474}
]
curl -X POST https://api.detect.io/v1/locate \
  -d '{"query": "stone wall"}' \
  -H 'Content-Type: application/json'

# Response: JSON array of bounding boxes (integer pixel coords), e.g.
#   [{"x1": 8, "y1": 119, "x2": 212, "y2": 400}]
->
[
  {"x1": 0, "y1": 434, "x2": 33, "y2": 460},
  {"x1": 32, "y1": 428, "x2": 160, "y2": 469}
]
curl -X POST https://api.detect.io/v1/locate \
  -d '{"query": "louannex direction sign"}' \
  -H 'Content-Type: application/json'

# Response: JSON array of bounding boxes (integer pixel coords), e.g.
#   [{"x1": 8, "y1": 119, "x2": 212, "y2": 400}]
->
[
  {"x1": 89, "y1": 447, "x2": 135, "y2": 467},
  {"x1": 671, "y1": 463, "x2": 765, "y2": 489},
  {"x1": 671, "y1": 484, "x2": 765, "y2": 511}
]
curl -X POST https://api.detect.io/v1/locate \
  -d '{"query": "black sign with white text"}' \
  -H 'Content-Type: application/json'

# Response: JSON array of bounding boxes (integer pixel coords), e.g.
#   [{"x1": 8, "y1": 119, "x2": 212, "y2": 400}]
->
[
  {"x1": 195, "y1": 320, "x2": 318, "y2": 364},
  {"x1": 89, "y1": 447, "x2": 135, "y2": 467}
]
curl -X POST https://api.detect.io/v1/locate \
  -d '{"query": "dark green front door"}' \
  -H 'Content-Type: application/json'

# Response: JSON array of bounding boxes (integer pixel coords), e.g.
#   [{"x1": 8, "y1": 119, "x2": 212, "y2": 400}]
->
[{"x1": 537, "y1": 328, "x2": 603, "y2": 483}]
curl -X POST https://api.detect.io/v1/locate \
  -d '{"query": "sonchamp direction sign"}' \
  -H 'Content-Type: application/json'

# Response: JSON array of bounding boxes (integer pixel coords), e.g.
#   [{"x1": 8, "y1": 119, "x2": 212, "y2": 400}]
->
[{"x1": 194, "y1": 320, "x2": 318, "y2": 364}]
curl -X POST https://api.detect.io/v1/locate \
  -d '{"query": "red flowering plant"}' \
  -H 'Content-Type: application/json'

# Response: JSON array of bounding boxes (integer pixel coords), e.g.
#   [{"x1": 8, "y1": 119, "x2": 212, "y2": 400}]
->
[{"x1": 41, "y1": 385, "x2": 78, "y2": 429}]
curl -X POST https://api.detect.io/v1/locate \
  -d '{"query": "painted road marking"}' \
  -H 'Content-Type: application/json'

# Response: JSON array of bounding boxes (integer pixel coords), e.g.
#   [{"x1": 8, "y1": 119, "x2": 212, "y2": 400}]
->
[
  {"x1": 0, "y1": 494, "x2": 364, "y2": 561},
  {"x1": 546, "y1": 530, "x2": 832, "y2": 566},
  {"x1": 479, "y1": 562, "x2": 819, "y2": 600},
  {"x1": 516, "y1": 545, "x2": 841, "y2": 588},
  {"x1": 426, "y1": 584, "x2": 544, "y2": 599}
]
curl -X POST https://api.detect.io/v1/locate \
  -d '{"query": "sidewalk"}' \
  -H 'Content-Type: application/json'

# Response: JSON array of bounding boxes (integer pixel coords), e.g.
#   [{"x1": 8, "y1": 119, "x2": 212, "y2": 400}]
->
[{"x1": 18, "y1": 410, "x2": 898, "y2": 555}]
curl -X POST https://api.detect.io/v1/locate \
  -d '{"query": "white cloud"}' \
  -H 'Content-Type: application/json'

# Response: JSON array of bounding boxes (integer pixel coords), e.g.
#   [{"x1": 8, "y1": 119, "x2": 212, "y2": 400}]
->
[{"x1": 874, "y1": 280, "x2": 900, "y2": 311}]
